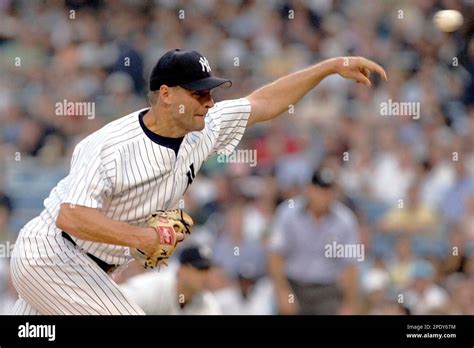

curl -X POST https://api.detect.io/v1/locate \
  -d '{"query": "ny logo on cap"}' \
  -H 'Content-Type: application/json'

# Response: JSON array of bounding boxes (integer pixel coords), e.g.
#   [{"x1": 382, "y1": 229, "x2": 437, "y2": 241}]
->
[{"x1": 199, "y1": 56, "x2": 211, "y2": 73}]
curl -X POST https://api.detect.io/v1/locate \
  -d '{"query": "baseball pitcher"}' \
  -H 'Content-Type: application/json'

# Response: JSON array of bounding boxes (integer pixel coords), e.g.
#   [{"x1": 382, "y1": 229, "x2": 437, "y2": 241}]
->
[{"x1": 10, "y1": 49, "x2": 386, "y2": 315}]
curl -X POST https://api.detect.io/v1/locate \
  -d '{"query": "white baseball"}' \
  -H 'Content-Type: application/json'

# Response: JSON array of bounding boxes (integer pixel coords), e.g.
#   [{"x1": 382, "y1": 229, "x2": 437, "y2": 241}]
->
[{"x1": 433, "y1": 10, "x2": 463, "y2": 32}]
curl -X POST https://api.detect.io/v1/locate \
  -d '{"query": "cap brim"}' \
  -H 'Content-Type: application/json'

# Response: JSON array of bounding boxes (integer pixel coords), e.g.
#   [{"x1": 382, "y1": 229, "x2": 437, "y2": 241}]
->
[
  {"x1": 311, "y1": 180, "x2": 335, "y2": 188},
  {"x1": 190, "y1": 259, "x2": 211, "y2": 270},
  {"x1": 180, "y1": 77, "x2": 232, "y2": 91}
]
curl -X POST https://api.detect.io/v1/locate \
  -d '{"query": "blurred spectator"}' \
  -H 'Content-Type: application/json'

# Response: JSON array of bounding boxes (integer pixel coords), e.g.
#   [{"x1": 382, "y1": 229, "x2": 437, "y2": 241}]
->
[
  {"x1": 0, "y1": 262, "x2": 16, "y2": 314},
  {"x1": 370, "y1": 144, "x2": 417, "y2": 206},
  {"x1": 362, "y1": 268, "x2": 389, "y2": 299},
  {"x1": 360, "y1": 268, "x2": 407, "y2": 315},
  {"x1": 440, "y1": 160, "x2": 474, "y2": 224},
  {"x1": 405, "y1": 260, "x2": 449, "y2": 314},
  {"x1": 445, "y1": 273, "x2": 474, "y2": 314},
  {"x1": 0, "y1": 192, "x2": 14, "y2": 243},
  {"x1": 96, "y1": 72, "x2": 144, "y2": 121},
  {"x1": 460, "y1": 194, "x2": 474, "y2": 244},
  {"x1": 121, "y1": 245, "x2": 221, "y2": 315},
  {"x1": 0, "y1": 192, "x2": 15, "y2": 314},
  {"x1": 388, "y1": 236, "x2": 417, "y2": 291},
  {"x1": 268, "y1": 167, "x2": 360, "y2": 314},
  {"x1": 379, "y1": 181, "x2": 438, "y2": 235},
  {"x1": 211, "y1": 262, "x2": 275, "y2": 315},
  {"x1": 213, "y1": 202, "x2": 267, "y2": 280},
  {"x1": 443, "y1": 223, "x2": 469, "y2": 275},
  {"x1": 418, "y1": 146, "x2": 455, "y2": 210}
]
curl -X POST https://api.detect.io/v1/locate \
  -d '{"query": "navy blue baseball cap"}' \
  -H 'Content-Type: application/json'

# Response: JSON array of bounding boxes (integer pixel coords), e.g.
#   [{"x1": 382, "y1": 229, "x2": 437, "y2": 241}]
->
[
  {"x1": 149, "y1": 49, "x2": 232, "y2": 92},
  {"x1": 179, "y1": 245, "x2": 213, "y2": 270}
]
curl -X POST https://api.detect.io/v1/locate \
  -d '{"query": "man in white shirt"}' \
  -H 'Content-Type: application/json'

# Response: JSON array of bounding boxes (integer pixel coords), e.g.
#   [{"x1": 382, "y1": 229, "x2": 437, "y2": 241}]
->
[
  {"x1": 121, "y1": 245, "x2": 221, "y2": 315},
  {"x1": 405, "y1": 260, "x2": 449, "y2": 315},
  {"x1": 212, "y1": 262, "x2": 275, "y2": 315}
]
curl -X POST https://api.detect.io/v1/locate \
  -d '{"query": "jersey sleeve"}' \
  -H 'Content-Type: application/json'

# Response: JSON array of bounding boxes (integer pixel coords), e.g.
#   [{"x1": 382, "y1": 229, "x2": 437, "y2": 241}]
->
[
  {"x1": 62, "y1": 140, "x2": 114, "y2": 209},
  {"x1": 209, "y1": 97, "x2": 251, "y2": 155}
]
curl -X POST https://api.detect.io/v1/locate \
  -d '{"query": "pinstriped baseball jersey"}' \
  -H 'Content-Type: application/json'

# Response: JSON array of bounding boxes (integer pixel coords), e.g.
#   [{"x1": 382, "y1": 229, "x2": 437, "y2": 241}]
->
[{"x1": 19, "y1": 98, "x2": 251, "y2": 266}]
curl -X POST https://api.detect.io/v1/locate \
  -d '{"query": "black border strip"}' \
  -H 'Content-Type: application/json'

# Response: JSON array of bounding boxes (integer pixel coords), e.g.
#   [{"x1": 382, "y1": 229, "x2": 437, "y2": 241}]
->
[{"x1": 0, "y1": 315, "x2": 472, "y2": 347}]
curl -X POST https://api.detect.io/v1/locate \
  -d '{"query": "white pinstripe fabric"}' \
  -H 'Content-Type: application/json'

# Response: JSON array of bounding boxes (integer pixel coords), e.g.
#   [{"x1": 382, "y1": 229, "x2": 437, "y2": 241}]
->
[{"x1": 10, "y1": 297, "x2": 41, "y2": 315}]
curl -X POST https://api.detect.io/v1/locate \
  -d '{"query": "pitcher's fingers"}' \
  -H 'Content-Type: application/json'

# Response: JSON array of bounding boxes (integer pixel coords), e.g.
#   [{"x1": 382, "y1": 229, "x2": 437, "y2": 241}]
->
[
  {"x1": 354, "y1": 72, "x2": 371, "y2": 86},
  {"x1": 362, "y1": 67, "x2": 371, "y2": 78},
  {"x1": 176, "y1": 232, "x2": 185, "y2": 242},
  {"x1": 361, "y1": 58, "x2": 387, "y2": 81}
]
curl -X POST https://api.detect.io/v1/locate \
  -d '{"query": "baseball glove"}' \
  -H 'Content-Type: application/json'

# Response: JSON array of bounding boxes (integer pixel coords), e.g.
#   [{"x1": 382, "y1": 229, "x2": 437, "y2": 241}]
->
[{"x1": 131, "y1": 209, "x2": 193, "y2": 269}]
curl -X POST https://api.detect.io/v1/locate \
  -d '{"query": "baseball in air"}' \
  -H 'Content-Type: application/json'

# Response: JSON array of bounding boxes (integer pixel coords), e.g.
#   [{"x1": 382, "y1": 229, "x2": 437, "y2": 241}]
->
[{"x1": 433, "y1": 10, "x2": 463, "y2": 32}]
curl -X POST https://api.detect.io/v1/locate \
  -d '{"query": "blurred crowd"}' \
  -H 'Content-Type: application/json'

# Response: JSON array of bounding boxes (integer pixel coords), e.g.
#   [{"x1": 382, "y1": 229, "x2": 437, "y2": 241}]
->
[{"x1": 1, "y1": 0, "x2": 474, "y2": 315}]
